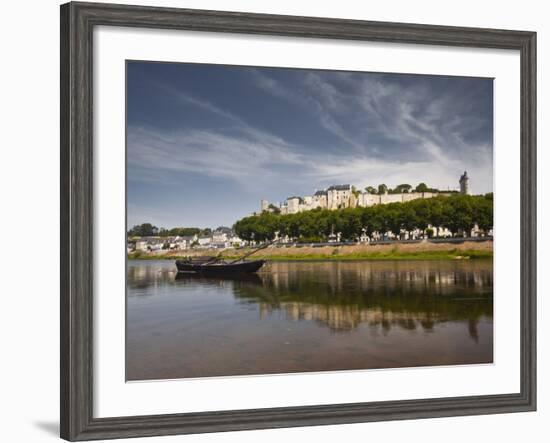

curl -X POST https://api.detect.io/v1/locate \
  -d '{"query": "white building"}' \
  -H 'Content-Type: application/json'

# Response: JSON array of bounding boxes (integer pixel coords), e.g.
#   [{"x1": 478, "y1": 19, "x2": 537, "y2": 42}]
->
[
  {"x1": 134, "y1": 237, "x2": 164, "y2": 251},
  {"x1": 327, "y1": 184, "x2": 354, "y2": 210},
  {"x1": 286, "y1": 196, "x2": 302, "y2": 214},
  {"x1": 228, "y1": 235, "x2": 244, "y2": 247},
  {"x1": 312, "y1": 190, "x2": 328, "y2": 209},
  {"x1": 197, "y1": 236, "x2": 212, "y2": 247}
]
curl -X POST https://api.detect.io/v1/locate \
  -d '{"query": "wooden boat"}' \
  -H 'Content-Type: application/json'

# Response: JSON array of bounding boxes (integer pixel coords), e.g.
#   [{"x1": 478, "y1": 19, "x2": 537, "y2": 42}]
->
[
  {"x1": 176, "y1": 239, "x2": 274, "y2": 274},
  {"x1": 175, "y1": 258, "x2": 265, "y2": 274},
  {"x1": 181, "y1": 256, "x2": 217, "y2": 265}
]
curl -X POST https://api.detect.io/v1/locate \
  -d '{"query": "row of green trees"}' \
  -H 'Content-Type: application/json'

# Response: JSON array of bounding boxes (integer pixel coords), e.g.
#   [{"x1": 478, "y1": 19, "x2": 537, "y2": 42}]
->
[
  {"x1": 363, "y1": 182, "x2": 457, "y2": 195},
  {"x1": 127, "y1": 224, "x2": 207, "y2": 238},
  {"x1": 234, "y1": 194, "x2": 493, "y2": 243}
]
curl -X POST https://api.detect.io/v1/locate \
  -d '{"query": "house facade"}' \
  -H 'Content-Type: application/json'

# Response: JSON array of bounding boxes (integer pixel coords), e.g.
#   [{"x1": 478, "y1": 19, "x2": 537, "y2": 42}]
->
[{"x1": 129, "y1": 230, "x2": 245, "y2": 252}]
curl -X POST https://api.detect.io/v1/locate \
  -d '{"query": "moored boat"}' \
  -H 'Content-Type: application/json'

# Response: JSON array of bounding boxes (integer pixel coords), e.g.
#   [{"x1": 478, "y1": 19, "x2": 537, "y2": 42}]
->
[
  {"x1": 175, "y1": 258, "x2": 265, "y2": 274},
  {"x1": 176, "y1": 239, "x2": 275, "y2": 274}
]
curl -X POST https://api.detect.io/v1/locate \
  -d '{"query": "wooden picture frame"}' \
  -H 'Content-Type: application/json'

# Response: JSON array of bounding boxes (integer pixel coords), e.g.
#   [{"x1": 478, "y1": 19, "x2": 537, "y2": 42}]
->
[{"x1": 60, "y1": 1, "x2": 536, "y2": 440}]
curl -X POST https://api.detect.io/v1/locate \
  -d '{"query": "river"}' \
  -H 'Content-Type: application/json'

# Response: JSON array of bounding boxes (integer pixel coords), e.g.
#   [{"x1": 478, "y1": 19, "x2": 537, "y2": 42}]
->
[{"x1": 127, "y1": 259, "x2": 493, "y2": 380}]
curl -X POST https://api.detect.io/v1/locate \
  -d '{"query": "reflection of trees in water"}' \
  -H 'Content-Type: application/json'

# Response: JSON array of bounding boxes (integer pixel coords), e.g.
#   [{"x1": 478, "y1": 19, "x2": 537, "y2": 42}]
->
[
  {"x1": 238, "y1": 261, "x2": 493, "y2": 338},
  {"x1": 127, "y1": 260, "x2": 493, "y2": 338},
  {"x1": 263, "y1": 261, "x2": 493, "y2": 298},
  {"x1": 256, "y1": 301, "x2": 487, "y2": 340},
  {"x1": 258, "y1": 302, "x2": 445, "y2": 334},
  {"x1": 127, "y1": 264, "x2": 174, "y2": 290}
]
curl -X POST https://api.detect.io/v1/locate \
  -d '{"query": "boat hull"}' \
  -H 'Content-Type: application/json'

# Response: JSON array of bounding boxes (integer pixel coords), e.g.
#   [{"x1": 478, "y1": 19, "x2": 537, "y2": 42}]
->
[{"x1": 175, "y1": 259, "x2": 265, "y2": 274}]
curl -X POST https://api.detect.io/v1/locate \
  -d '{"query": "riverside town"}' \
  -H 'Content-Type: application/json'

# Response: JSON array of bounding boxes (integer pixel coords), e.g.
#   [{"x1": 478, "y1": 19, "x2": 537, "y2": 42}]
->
[{"x1": 127, "y1": 171, "x2": 493, "y2": 260}]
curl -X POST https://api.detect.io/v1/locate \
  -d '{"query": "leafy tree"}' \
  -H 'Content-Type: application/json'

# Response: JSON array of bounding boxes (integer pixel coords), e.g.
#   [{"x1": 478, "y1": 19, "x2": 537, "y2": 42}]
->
[
  {"x1": 388, "y1": 184, "x2": 412, "y2": 194},
  {"x1": 338, "y1": 208, "x2": 362, "y2": 241},
  {"x1": 428, "y1": 197, "x2": 447, "y2": 233},
  {"x1": 473, "y1": 195, "x2": 493, "y2": 234},
  {"x1": 285, "y1": 214, "x2": 301, "y2": 239},
  {"x1": 377, "y1": 184, "x2": 388, "y2": 195},
  {"x1": 443, "y1": 195, "x2": 474, "y2": 236},
  {"x1": 375, "y1": 204, "x2": 392, "y2": 239},
  {"x1": 400, "y1": 205, "x2": 418, "y2": 239},
  {"x1": 361, "y1": 207, "x2": 376, "y2": 237},
  {"x1": 168, "y1": 227, "x2": 201, "y2": 237},
  {"x1": 312, "y1": 209, "x2": 332, "y2": 239},
  {"x1": 415, "y1": 183, "x2": 429, "y2": 193},
  {"x1": 410, "y1": 199, "x2": 431, "y2": 235},
  {"x1": 365, "y1": 186, "x2": 377, "y2": 194},
  {"x1": 396, "y1": 184, "x2": 412, "y2": 193},
  {"x1": 127, "y1": 223, "x2": 157, "y2": 237},
  {"x1": 385, "y1": 204, "x2": 403, "y2": 239}
]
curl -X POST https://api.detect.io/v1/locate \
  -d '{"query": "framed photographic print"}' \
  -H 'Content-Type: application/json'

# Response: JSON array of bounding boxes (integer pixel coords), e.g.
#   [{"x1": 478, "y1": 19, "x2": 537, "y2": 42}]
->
[{"x1": 60, "y1": 1, "x2": 536, "y2": 441}]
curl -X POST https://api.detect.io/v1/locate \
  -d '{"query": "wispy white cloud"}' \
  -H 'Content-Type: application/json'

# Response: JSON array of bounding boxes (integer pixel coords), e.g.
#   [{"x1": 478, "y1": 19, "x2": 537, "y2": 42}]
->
[
  {"x1": 167, "y1": 87, "x2": 291, "y2": 148},
  {"x1": 251, "y1": 70, "x2": 367, "y2": 152},
  {"x1": 128, "y1": 126, "x2": 303, "y2": 184},
  {"x1": 250, "y1": 69, "x2": 493, "y2": 193},
  {"x1": 128, "y1": 123, "x2": 492, "y2": 195}
]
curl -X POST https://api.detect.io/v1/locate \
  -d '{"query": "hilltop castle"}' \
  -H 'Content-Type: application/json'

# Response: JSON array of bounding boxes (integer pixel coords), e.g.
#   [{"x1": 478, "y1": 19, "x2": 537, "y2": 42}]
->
[{"x1": 260, "y1": 172, "x2": 470, "y2": 215}]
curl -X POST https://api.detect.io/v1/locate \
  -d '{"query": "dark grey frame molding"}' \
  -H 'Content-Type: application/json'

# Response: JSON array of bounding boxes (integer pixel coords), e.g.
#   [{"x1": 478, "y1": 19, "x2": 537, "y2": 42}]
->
[{"x1": 60, "y1": 2, "x2": 536, "y2": 441}]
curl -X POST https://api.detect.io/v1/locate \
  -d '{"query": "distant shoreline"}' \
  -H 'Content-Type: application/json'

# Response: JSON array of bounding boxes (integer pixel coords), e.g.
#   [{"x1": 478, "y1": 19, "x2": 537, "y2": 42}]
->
[{"x1": 128, "y1": 240, "x2": 493, "y2": 261}]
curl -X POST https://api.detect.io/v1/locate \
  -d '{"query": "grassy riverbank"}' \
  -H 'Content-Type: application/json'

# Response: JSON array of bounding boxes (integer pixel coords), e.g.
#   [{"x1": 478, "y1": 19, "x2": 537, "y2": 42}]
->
[{"x1": 128, "y1": 240, "x2": 493, "y2": 261}]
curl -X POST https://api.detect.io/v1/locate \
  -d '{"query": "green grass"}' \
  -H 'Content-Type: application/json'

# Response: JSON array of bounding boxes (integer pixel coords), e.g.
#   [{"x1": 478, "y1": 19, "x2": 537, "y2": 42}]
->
[
  {"x1": 128, "y1": 248, "x2": 493, "y2": 261},
  {"x1": 243, "y1": 249, "x2": 492, "y2": 261}
]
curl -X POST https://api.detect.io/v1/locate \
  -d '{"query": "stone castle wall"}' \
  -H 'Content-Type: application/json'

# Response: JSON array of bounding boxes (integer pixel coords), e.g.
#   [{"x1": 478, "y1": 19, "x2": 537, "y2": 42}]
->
[
  {"x1": 261, "y1": 172, "x2": 469, "y2": 215},
  {"x1": 276, "y1": 191, "x2": 455, "y2": 215}
]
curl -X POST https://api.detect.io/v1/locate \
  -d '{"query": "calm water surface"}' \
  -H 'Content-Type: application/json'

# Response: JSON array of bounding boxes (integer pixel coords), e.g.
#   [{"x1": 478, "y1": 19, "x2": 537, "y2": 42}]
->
[{"x1": 127, "y1": 260, "x2": 493, "y2": 380}]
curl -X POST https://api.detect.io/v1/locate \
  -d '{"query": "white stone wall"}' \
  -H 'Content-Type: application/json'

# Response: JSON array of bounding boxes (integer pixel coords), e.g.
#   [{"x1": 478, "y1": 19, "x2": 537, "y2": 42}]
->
[
  {"x1": 379, "y1": 193, "x2": 403, "y2": 204},
  {"x1": 356, "y1": 191, "x2": 455, "y2": 207},
  {"x1": 300, "y1": 196, "x2": 314, "y2": 211},
  {"x1": 360, "y1": 193, "x2": 381, "y2": 206},
  {"x1": 269, "y1": 188, "x2": 458, "y2": 214},
  {"x1": 287, "y1": 197, "x2": 300, "y2": 214}
]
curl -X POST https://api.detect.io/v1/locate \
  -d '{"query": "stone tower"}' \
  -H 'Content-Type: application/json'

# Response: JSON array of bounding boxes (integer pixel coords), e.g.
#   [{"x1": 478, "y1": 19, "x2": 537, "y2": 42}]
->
[
  {"x1": 459, "y1": 171, "x2": 470, "y2": 195},
  {"x1": 260, "y1": 199, "x2": 269, "y2": 212}
]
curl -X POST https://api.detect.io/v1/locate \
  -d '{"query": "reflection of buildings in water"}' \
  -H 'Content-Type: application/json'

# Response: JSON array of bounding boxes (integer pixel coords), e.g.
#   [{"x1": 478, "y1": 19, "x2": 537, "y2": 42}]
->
[
  {"x1": 127, "y1": 264, "x2": 177, "y2": 290},
  {"x1": 258, "y1": 301, "x2": 483, "y2": 340},
  {"x1": 127, "y1": 261, "x2": 492, "y2": 341},
  {"x1": 255, "y1": 261, "x2": 493, "y2": 339},
  {"x1": 264, "y1": 261, "x2": 493, "y2": 298},
  {"x1": 128, "y1": 260, "x2": 493, "y2": 294}
]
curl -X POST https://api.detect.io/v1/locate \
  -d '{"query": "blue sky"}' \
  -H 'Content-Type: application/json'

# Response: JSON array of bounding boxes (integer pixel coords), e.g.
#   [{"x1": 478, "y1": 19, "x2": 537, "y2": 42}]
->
[{"x1": 127, "y1": 61, "x2": 493, "y2": 229}]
